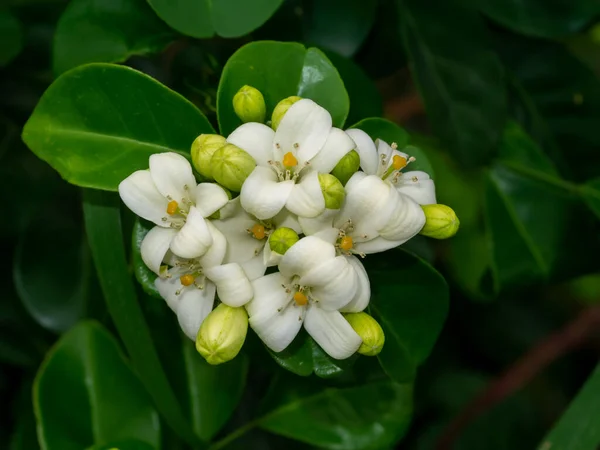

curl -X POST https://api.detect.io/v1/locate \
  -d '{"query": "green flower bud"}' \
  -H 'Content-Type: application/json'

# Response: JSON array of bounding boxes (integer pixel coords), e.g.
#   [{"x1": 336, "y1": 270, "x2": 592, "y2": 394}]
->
[
  {"x1": 318, "y1": 173, "x2": 345, "y2": 209},
  {"x1": 196, "y1": 303, "x2": 248, "y2": 365},
  {"x1": 269, "y1": 227, "x2": 300, "y2": 256},
  {"x1": 271, "y1": 96, "x2": 302, "y2": 130},
  {"x1": 331, "y1": 150, "x2": 360, "y2": 185},
  {"x1": 419, "y1": 204, "x2": 460, "y2": 239},
  {"x1": 344, "y1": 312, "x2": 385, "y2": 356},
  {"x1": 191, "y1": 134, "x2": 227, "y2": 179},
  {"x1": 211, "y1": 143, "x2": 256, "y2": 192},
  {"x1": 233, "y1": 85, "x2": 266, "y2": 123}
]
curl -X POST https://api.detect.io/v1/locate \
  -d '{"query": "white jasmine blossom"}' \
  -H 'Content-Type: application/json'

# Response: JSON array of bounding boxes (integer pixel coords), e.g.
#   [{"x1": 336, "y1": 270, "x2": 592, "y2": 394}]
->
[
  {"x1": 346, "y1": 129, "x2": 437, "y2": 205},
  {"x1": 119, "y1": 152, "x2": 229, "y2": 259},
  {"x1": 228, "y1": 99, "x2": 355, "y2": 219},
  {"x1": 246, "y1": 236, "x2": 368, "y2": 360}
]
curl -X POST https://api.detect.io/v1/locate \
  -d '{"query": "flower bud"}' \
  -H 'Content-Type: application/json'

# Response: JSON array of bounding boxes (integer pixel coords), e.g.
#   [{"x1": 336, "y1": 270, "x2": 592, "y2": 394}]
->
[
  {"x1": 318, "y1": 173, "x2": 345, "y2": 209},
  {"x1": 271, "y1": 96, "x2": 302, "y2": 130},
  {"x1": 196, "y1": 303, "x2": 248, "y2": 365},
  {"x1": 233, "y1": 85, "x2": 266, "y2": 123},
  {"x1": 191, "y1": 134, "x2": 227, "y2": 179},
  {"x1": 210, "y1": 143, "x2": 256, "y2": 192},
  {"x1": 269, "y1": 227, "x2": 300, "y2": 256},
  {"x1": 344, "y1": 312, "x2": 384, "y2": 356},
  {"x1": 419, "y1": 204, "x2": 460, "y2": 239},
  {"x1": 331, "y1": 150, "x2": 360, "y2": 186}
]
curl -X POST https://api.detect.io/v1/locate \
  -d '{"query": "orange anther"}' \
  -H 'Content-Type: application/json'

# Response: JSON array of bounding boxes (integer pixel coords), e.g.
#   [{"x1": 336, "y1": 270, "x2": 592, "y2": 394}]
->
[
  {"x1": 251, "y1": 224, "x2": 266, "y2": 240},
  {"x1": 340, "y1": 236, "x2": 353, "y2": 251},
  {"x1": 166, "y1": 200, "x2": 178, "y2": 215},
  {"x1": 282, "y1": 151, "x2": 298, "y2": 167},
  {"x1": 180, "y1": 274, "x2": 195, "y2": 286},
  {"x1": 392, "y1": 154, "x2": 407, "y2": 170},
  {"x1": 293, "y1": 291, "x2": 308, "y2": 306}
]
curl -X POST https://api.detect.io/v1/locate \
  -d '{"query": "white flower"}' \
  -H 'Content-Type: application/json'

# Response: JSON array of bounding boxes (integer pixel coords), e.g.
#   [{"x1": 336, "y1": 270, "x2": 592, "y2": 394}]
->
[
  {"x1": 211, "y1": 198, "x2": 301, "y2": 280},
  {"x1": 119, "y1": 152, "x2": 229, "y2": 259},
  {"x1": 142, "y1": 221, "x2": 253, "y2": 340},
  {"x1": 299, "y1": 171, "x2": 426, "y2": 254},
  {"x1": 246, "y1": 236, "x2": 369, "y2": 360},
  {"x1": 346, "y1": 129, "x2": 436, "y2": 205},
  {"x1": 228, "y1": 99, "x2": 355, "y2": 220}
]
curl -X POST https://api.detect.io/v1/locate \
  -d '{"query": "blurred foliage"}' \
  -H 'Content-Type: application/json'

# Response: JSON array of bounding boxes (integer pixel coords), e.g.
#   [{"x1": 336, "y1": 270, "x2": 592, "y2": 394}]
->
[{"x1": 1, "y1": 0, "x2": 600, "y2": 449}]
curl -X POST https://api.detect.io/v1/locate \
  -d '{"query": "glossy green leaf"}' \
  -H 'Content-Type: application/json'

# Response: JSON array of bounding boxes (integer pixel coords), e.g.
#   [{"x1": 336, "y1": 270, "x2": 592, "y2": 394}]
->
[
  {"x1": 259, "y1": 380, "x2": 413, "y2": 449},
  {"x1": 147, "y1": 0, "x2": 282, "y2": 38},
  {"x1": 83, "y1": 190, "x2": 201, "y2": 447},
  {"x1": 581, "y1": 178, "x2": 600, "y2": 219},
  {"x1": 365, "y1": 249, "x2": 448, "y2": 382},
  {"x1": 539, "y1": 363, "x2": 600, "y2": 450},
  {"x1": 304, "y1": 0, "x2": 377, "y2": 57},
  {"x1": 88, "y1": 440, "x2": 155, "y2": 450},
  {"x1": 267, "y1": 330, "x2": 358, "y2": 378},
  {"x1": 398, "y1": 0, "x2": 506, "y2": 166},
  {"x1": 0, "y1": 9, "x2": 22, "y2": 66},
  {"x1": 217, "y1": 41, "x2": 349, "y2": 135},
  {"x1": 350, "y1": 118, "x2": 434, "y2": 176},
  {"x1": 34, "y1": 321, "x2": 160, "y2": 450},
  {"x1": 53, "y1": 0, "x2": 174, "y2": 75},
  {"x1": 14, "y1": 212, "x2": 90, "y2": 333},
  {"x1": 479, "y1": 0, "x2": 600, "y2": 39},
  {"x1": 22, "y1": 63, "x2": 214, "y2": 191},
  {"x1": 132, "y1": 218, "x2": 160, "y2": 299}
]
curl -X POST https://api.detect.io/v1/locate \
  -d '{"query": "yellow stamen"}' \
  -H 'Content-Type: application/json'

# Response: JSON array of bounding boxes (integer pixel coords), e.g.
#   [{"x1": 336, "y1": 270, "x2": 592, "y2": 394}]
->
[
  {"x1": 392, "y1": 155, "x2": 407, "y2": 170},
  {"x1": 180, "y1": 274, "x2": 195, "y2": 286},
  {"x1": 166, "y1": 200, "x2": 178, "y2": 215},
  {"x1": 250, "y1": 224, "x2": 266, "y2": 240},
  {"x1": 340, "y1": 236, "x2": 353, "y2": 251},
  {"x1": 283, "y1": 151, "x2": 298, "y2": 167},
  {"x1": 293, "y1": 291, "x2": 308, "y2": 306}
]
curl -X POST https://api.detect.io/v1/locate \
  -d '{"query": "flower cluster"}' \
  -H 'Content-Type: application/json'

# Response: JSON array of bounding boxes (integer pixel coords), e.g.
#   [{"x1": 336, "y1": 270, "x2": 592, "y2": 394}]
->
[{"x1": 118, "y1": 88, "x2": 458, "y2": 365}]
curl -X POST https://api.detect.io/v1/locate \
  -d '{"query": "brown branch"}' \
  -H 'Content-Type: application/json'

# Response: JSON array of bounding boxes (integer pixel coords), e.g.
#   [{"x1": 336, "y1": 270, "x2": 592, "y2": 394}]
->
[{"x1": 436, "y1": 304, "x2": 600, "y2": 450}]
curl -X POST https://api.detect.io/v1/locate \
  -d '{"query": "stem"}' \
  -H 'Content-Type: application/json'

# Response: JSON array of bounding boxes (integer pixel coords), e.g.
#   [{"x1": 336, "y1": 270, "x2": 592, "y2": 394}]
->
[{"x1": 209, "y1": 418, "x2": 263, "y2": 450}]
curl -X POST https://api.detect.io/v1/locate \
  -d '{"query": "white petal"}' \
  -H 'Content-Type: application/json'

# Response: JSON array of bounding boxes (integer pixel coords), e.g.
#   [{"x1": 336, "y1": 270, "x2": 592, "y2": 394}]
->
[
  {"x1": 140, "y1": 226, "x2": 177, "y2": 274},
  {"x1": 395, "y1": 171, "x2": 437, "y2": 205},
  {"x1": 346, "y1": 128, "x2": 378, "y2": 175},
  {"x1": 155, "y1": 277, "x2": 181, "y2": 312},
  {"x1": 241, "y1": 253, "x2": 267, "y2": 280},
  {"x1": 263, "y1": 243, "x2": 282, "y2": 267},
  {"x1": 198, "y1": 221, "x2": 227, "y2": 268},
  {"x1": 354, "y1": 236, "x2": 405, "y2": 254},
  {"x1": 375, "y1": 139, "x2": 394, "y2": 177},
  {"x1": 149, "y1": 153, "x2": 196, "y2": 204},
  {"x1": 272, "y1": 209, "x2": 302, "y2": 234},
  {"x1": 304, "y1": 307, "x2": 361, "y2": 360},
  {"x1": 118, "y1": 170, "x2": 168, "y2": 225},
  {"x1": 298, "y1": 209, "x2": 337, "y2": 235},
  {"x1": 344, "y1": 170, "x2": 368, "y2": 195},
  {"x1": 340, "y1": 256, "x2": 370, "y2": 312},
  {"x1": 313, "y1": 227, "x2": 339, "y2": 245},
  {"x1": 247, "y1": 273, "x2": 303, "y2": 353},
  {"x1": 378, "y1": 191, "x2": 426, "y2": 242},
  {"x1": 227, "y1": 122, "x2": 275, "y2": 166},
  {"x1": 308, "y1": 128, "x2": 355, "y2": 173},
  {"x1": 285, "y1": 170, "x2": 325, "y2": 218},
  {"x1": 212, "y1": 211, "x2": 264, "y2": 265},
  {"x1": 279, "y1": 235, "x2": 335, "y2": 279},
  {"x1": 203, "y1": 263, "x2": 253, "y2": 307},
  {"x1": 240, "y1": 166, "x2": 294, "y2": 220},
  {"x1": 177, "y1": 282, "x2": 217, "y2": 340},
  {"x1": 306, "y1": 258, "x2": 357, "y2": 311},
  {"x1": 193, "y1": 183, "x2": 229, "y2": 217},
  {"x1": 170, "y1": 206, "x2": 213, "y2": 259},
  {"x1": 273, "y1": 99, "x2": 332, "y2": 164},
  {"x1": 217, "y1": 196, "x2": 243, "y2": 220}
]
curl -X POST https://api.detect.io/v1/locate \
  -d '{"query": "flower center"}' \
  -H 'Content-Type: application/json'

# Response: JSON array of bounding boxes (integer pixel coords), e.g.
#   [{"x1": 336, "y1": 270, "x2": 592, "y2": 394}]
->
[
  {"x1": 380, "y1": 144, "x2": 416, "y2": 182},
  {"x1": 166, "y1": 200, "x2": 179, "y2": 215},
  {"x1": 268, "y1": 143, "x2": 310, "y2": 182},
  {"x1": 250, "y1": 223, "x2": 266, "y2": 240},
  {"x1": 392, "y1": 154, "x2": 407, "y2": 170},
  {"x1": 180, "y1": 274, "x2": 195, "y2": 286},
  {"x1": 161, "y1": 185, "x2": 193, "y2": 229},
  {"x1": 160, "y1": 257, "x2": 205, "y2": 295},
  {"x1": 334, "y1": 220, "x2": 366, "y2": 258},
  {"x1": 293, "y1": 291, "x2": 308, "y2": 306},
  {"x1": 339, "y1": 236, "x2": 353, "y2": 251},
  {"x1": 283, "y1": 152, "x2": 298, "y2": 168}
]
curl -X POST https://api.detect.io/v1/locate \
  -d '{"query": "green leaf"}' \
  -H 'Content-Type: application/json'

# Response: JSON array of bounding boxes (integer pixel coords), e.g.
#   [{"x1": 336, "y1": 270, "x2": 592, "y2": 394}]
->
[
  {"x1": 258, "y1": 380, "x2": 413, "y2": 449},
  {"x1": 14, "y1": 208, "x2": 91, "y2": 333},
  {"x1": 88, "y1": 440, "x2": 155, "y2": 450},
  {"x1": 539, "y1": 363, "x2": 600, "y2": 450},
  {"x1": 350, "y1": 118, "x2": 434, "y2": 176},
  {"x1": 53, "y1": 0, "x2": 174, "y2": 75},
  {"x1": 217, "y1": 41, "x2": 349, "y2": 135},
  {"x1": 398, "y1": 0, "x2": 507, "y2": 166},
  {"x1": 34, "y1": 321, "x2": 160, "y2": 450},
  {"x1": 581, "y1": 178, "x2": 600, "y2": 219},
  {"x1": 304, "y1": 0, "x2": 377, "y2": 57},
  {"x1": 267, "y1": 330, "x2": 358, "y2": 378},
  {"x1": 479, "y1": 0, "x2": 600, "y2": 39},
  {"x1": 83, "y1": 190, "x2": 202, "y2": 447},
  {"x1": 0, "y1": 9, "x2": 22, "y2": 66},
  {"x1": 365, "y1": 249, "x2": 449, "y2": 383},
  {"x1": 146, "y1": 0, "x2": 282, "y2": 38},
  {"x1": 132, "y1": 218, "x2": 160, "y2": 299},
  {"x1": 22, "y1": 63, "x2": 214, "y2": 191}
]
